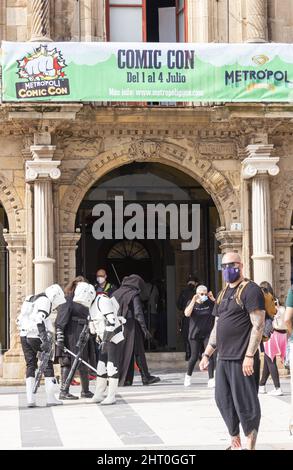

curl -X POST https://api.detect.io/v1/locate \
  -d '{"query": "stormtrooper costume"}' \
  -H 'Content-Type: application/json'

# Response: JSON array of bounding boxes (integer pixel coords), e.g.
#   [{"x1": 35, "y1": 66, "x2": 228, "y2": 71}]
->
[
  {"x1": 17, "y1": 284, "x2": 66, "y2": 407},
  {"x1": 90, "y1": 294, "x2": 125, "y2": 405},
  {"x1": 56, "y1": 281, "x2": 96, "y2": 400}
]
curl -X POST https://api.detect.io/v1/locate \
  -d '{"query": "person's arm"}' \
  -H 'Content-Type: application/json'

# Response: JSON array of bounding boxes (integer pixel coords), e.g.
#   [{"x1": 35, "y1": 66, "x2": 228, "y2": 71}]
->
[
  {"x1": 56, "y1": 299, "x2": 71, "y2": 330},
  {"x1": 208, "y1": 291, "x2": 216, "y2": 302},
  {"x1": 243, "y1": 309, "x2": 265, "y2": 376},
  {"x1": 199, "y1": 317, "x2": 218, "y2": 370},
  {"x1": 55, "y1": 299, "x2": 71, "y2": 349},
  {"x1": 184, "y1": 295, "x2": 198, "y2": 317},
  {"x1": 285, "y1": 306, "x2": 293, "y2": 335},
  {"x1": 133, "y1": 295, "x2": 151, "y2": 338},
  {"x1": 33, "y1": 297, "x2": 52, "y2": 352}
]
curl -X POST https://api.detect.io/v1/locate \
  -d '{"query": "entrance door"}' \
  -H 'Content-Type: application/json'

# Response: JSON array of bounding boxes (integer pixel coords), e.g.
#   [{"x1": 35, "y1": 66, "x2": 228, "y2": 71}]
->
[{"x1": 76, "y1": 162, "x2": 220, "y2": 352}]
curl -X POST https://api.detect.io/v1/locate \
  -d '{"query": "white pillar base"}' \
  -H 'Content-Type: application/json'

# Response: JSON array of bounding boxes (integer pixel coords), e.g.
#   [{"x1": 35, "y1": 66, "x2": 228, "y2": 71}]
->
[
  {"x1": 251, "y1": 253, "x2": 274, "y2": 285},
  {"x1": 33, "y1": 257, "x2": 55, "y2": 293},
  {"x1": 245, "y1": 38, "x2": 267, "y2": 43},
  {"x1": 30, "y1": 35, "x2": 52, "y2": 42}
]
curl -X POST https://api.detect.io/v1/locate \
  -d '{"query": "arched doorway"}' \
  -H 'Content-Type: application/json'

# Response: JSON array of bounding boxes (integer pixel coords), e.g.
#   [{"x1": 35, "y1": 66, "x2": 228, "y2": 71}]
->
[
  {"x1": 75, "y1": 162, "x2": 221, "y2": 352},
  {"x1": 0, "y1": 203, "x2": 9, "y2": 354}
]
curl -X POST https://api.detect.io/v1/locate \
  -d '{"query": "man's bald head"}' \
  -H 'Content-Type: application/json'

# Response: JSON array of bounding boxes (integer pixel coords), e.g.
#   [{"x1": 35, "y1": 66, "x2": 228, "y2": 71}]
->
[{"x1": 222, "y1": 252, "x2": 242, "y2": 265}]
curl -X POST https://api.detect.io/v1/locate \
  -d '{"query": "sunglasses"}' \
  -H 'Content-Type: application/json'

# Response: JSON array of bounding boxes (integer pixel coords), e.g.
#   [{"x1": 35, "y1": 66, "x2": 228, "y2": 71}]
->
[{"x1": 221, "y1": 262, "x2": 240, "y2": 270}]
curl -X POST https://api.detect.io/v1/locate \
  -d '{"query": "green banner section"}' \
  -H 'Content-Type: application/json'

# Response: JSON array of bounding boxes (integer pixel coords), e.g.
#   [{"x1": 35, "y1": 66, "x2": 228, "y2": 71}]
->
[{"x1": 2, "y1": 41, "x2": 293, "y2": 102}]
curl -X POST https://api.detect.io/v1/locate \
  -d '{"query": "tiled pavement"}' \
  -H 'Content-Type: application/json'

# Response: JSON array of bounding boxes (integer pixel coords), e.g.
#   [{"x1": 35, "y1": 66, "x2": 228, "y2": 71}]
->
[{"x1": 0, "y1": 371, "x2": 292, "y2": 450}]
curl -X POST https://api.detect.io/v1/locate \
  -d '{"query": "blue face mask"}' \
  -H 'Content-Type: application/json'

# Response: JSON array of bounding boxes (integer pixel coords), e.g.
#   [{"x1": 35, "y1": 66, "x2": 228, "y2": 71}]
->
[
  {"x1": 223, "y1": 266, "x2": 240, "y2": 283},
  {"x1": 200, "y1": 295, "x2": 208, "y2": 302}
]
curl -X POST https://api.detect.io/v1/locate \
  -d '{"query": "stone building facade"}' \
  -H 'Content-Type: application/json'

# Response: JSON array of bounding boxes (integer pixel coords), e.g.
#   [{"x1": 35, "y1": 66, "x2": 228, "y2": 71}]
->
[{"x1": 0, "y1": 0, "x2": 293, "y2": 378}]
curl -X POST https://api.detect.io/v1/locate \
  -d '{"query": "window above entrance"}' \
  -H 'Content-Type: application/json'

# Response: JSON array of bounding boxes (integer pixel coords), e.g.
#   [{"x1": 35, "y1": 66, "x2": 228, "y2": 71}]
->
[
  {"x1": 108, "y1": 240, "x2": 150, "y2": 260},
  {"x1": 106, "y1": 0, "x2": 187, "y2": 42}
]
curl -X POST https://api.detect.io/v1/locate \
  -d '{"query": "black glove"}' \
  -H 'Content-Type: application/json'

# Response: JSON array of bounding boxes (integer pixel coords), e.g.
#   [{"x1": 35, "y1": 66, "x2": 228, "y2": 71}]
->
[
  {"x1": 40, "y1": 339, "x2": 51, "y2": 353},
  {"x1": 37, "y1": 323, "x2": 51, "y2": 353},
  {"x1": 56, "y1": 328, "x2": 65, "y2": 350},
  {"x1": 143, "y1": 329, "x2": 152, "y2": 340}
]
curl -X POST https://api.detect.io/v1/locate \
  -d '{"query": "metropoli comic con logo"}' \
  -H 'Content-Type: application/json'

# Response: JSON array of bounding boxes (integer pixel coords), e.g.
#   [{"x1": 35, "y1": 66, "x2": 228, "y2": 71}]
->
[{"x1": 16, "y1": 45, "x2": 70, "y2": 99}]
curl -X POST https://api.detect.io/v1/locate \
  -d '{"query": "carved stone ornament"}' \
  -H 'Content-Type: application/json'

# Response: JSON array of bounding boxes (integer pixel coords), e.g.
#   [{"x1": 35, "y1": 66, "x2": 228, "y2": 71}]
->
[
  {"x1": 26, "y1": 144, "x2": 61, "y2": 182},
  {"x1": 26, "y1": 161, "x2": 61, "y2": 181},
  {"x1": 242, "y1": 157, "x2": 280, "y2": 179},
  {"x1": 242, "y1": 144, "x2": 279, "y2": 179},
  {"x1": 128, "y1": 140, "x2": 161, "y2": 160}
]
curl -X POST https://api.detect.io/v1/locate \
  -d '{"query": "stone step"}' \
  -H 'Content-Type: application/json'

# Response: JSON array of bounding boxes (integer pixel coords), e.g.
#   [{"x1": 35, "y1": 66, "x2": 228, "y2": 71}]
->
[
  {"x1": 145, "y1": 352, "x2": 186, "y2": 370},
  {"x1": 0, "y1": 353, "x2": 289, "y2": 382},
  {"x1": 145, "y1": 352, "x2": 291, "y2": 375}
]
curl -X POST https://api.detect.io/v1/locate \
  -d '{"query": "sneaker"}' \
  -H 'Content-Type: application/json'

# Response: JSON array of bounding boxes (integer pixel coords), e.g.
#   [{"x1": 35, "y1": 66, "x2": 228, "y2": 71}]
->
[
  {"x1": 59, "y1": 391, "x2": 79, "y2": 400},
  {"x1": 142, "y1": 376, "x2": 161, "y2": 385},
  {"x1": 80, "y1": 390, "x2": 94, "y2": 399},
  {"x1": 184, "y1": 374, "x2": 191, "y2": 387},
  {"x1": 268, "y1": 387, "x2": 283, "y2": 396},
  {"x1": 258, "y1": 385, "x2": 266, "y2": 394},
  {"x1": 207, "y1": 378, "x2": 215, "y2": 388}
]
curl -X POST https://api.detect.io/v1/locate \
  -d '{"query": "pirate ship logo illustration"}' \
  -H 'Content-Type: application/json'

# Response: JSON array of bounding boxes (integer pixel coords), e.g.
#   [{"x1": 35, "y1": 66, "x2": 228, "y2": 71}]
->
[{"x1": 16, "y1": 45, "x2": 70, "y2": 99}]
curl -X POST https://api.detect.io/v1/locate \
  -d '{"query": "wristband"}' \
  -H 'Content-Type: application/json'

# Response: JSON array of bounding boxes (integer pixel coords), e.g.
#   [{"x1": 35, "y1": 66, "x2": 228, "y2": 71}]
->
[
  {"x1": 202, "y1": 353, "x2": 210, "y2": 359},
  {"x1": 245, "y1": 354, "x2": 254, "y2": 358}
]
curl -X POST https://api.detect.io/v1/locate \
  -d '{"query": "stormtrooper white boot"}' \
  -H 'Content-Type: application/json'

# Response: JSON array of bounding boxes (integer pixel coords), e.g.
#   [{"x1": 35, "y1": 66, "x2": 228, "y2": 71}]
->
[
  {"x1": 26, "y1": 377, "x2": 36, "y2": 408},
  {"x1": 45, "y1": 377, "x2": 63, "y2": 406},
  {"x1": 100, "y1": 378, "x2": 119, "y2": 405},
  {"x1": 91, "y1": 377, "x2": 108, "y2": 403}
]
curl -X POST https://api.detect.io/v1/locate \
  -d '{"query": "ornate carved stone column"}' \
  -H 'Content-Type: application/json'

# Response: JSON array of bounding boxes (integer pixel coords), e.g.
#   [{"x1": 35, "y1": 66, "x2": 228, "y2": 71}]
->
[
  {"x1": 215, "y1": 228, "x2": 243, "y2": 288},
  {"x1": 246, "y1": 0, "x2": 267, "y2": 43},
  {"x1": 274, "y1": 230, "x2": 293, "y2": 303},
  {"x1": 26, "y1": 145, "x2": 61, "y2": 294},
  {"x1": 2, "y1": 233, "x2": 27, "y2": 380},
  {"x1": 58, "y1": 232, "x2": 81, "y2": 289},
  {"x1": 242, "y1": 144, "x2": 279, "y2": 285},
  {"x1": 30, "y1": 0, "x2": 51, "y2": 41},
  {"x1": 215, "y1": 228, "x2": 243, "y2": 255}
]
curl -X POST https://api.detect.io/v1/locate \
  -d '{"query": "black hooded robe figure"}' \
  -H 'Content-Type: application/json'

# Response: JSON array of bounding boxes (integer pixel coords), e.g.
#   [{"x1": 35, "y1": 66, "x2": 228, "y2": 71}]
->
[
  {"x1": 55, "y1": 294, "x2": 97, "y2": 399},
  {"x1": 113, "y1": 274, "x2": 160, "y2": 386}
]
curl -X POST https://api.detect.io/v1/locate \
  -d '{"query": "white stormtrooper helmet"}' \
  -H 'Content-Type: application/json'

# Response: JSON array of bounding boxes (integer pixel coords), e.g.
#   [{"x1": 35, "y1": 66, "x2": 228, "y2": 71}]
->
[
  {"x1": 45, "y1": 284, "x2": 66, "y2": 310},
  {"x1": 73, "y1": 282, "x2": 96, "y2": 308},
  {"x1": 96, "y1": 294, "x2": 116, "y2": 315}
]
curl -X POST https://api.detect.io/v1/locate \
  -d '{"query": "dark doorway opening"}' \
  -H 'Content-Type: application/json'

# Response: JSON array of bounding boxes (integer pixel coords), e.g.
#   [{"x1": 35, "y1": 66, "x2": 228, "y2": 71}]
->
[
  {"x1": 146, "y1": 0, "x2": 176, "y2": 42},
  {"x1": 75, "y1": 162, "x2": 220, "y2": 352}
]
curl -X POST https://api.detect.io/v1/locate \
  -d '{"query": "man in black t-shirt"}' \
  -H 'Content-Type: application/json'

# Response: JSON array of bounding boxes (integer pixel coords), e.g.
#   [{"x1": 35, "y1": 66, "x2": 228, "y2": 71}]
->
[{"x1": 199, "y1": 252, "x2": 265, "y2": 451}]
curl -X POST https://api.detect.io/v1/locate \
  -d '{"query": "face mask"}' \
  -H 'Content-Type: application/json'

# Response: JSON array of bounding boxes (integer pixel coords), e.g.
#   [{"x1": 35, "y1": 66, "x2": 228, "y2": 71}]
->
[
  {"x1": 97, "y1": 277, "x2": 105, "y2": 285},
  {"x1": 200, "y1": 295, "x2": 208, "y2": 302},
  {"x1": 223, "y1": 266, "x2": 240, "y2": 283}
]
